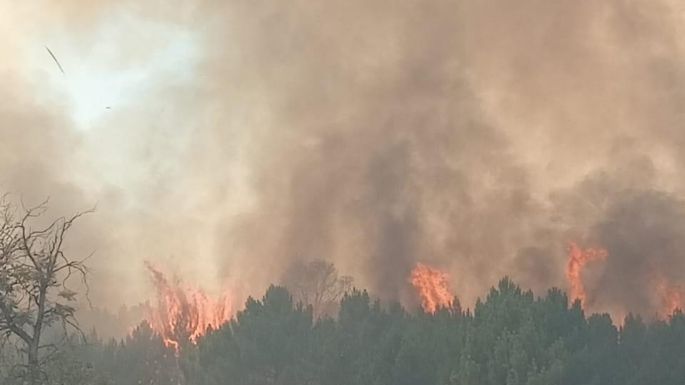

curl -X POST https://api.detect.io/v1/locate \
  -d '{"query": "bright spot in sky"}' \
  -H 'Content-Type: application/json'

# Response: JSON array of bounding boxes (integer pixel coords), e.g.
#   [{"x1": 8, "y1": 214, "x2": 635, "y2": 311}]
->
[{"x1": 33, "y1": 11, "x2": 200, "y2": 129}]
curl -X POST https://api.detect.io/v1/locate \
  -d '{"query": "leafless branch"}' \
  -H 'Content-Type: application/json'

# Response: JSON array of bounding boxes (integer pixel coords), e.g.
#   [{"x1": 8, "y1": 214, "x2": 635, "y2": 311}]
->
[{"x1": 0, "y1": 196, "x2": 93, "y2": 384}]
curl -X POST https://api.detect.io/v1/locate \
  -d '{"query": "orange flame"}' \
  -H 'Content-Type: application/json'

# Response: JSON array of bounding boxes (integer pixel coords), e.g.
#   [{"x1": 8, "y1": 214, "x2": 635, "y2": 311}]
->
[
  {"x1": 144, "y1": 262, "x2": 233, "y2": 352},
  {"x1": 658, "y1": 281, "x2": 685, "y2": 317},
  {"x1": 410, "y1": 263, "x2": 453, "y2": 313},
  {"x1": 566, "y1": 242, "x2": 608, "y2": 306}
]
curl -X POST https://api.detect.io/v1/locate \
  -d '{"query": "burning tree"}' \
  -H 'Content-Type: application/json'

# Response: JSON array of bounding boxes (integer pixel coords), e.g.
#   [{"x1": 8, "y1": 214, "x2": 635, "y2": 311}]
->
[
  {"x1": 410, "y1": 263, "x2": 454, "y2": 313},
  {"x1": 565, "y1": 242, "x2": 607, "y2": 307},
  {"x1": 657, "y1": 281, "x2": 685, "y2": 317},
  {"x1": 144, "y1": 262, "x2": 233, "y2": 354},
  {"x1": 0, "y1": 196, "x2": 91, "y2": 384}
]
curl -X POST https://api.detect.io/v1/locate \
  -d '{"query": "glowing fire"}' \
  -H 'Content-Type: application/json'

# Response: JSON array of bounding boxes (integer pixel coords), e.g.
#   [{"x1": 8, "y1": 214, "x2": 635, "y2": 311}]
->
[
  {"x1": 658, "y1": 281, "x2": 685, "y2": 317},
  {"x1": 410, "y1": 263, "x2": 453, "y2": 313},
  {"x1": 566, "y1": 242, "x2": 608, "y2": 306},
  {"x1": 144, "y1": 262, "x2": 233, "y2": 352}
]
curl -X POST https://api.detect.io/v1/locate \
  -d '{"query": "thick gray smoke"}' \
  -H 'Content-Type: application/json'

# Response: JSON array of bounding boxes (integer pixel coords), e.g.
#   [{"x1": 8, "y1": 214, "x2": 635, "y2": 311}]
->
[
  {"x1": 1, "y1": 0, "x2": 685, "y2": 320},
  {"x1": 591, "y1": 192, "x2": 685, "y2": 318},
  {"x1": 210, "y1": 0, "x2": 685, "y2": 314}
]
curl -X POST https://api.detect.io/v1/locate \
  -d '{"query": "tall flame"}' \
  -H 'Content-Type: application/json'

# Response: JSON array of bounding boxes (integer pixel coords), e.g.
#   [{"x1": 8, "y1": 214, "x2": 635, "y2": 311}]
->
[
  {"x1": 410, "y1": 263, "x2": 453, "y2": 313},
  {"x1": 144, "y1": 262, "x2": 234, "y2": 352},
  {"x1": 565, "y1": 242, "x2": 608, "y2": 306}
]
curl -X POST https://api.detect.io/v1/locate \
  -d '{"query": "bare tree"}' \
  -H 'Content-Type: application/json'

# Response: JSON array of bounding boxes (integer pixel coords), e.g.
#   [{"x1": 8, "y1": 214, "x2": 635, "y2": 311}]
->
[
  {"x1": 282, "y1": 259, "x2": 352, "y2": 317},
  {"x1": 0, "y1": 196, "x2": 91, "y2": 384}
]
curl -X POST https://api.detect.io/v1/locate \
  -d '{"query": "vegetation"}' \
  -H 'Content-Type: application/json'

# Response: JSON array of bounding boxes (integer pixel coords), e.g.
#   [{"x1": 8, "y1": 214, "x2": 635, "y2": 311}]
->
[
  {"x1": 3, "y1": 278, "x2": 682, "y2": 384},
  {"x1": 0, "y1": 197, "x2": 91, "y2": 384},
  {"x1": 1, "y1": 199, "x2": 684, "y2": 384}
]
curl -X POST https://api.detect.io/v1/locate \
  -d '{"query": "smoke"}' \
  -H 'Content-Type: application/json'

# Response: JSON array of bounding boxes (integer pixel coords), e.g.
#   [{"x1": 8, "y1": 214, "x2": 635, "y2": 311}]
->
[
  {"x1": 208, "y1": 1, "x2": 541, "y2": 305},
  {"x1": 590, "y1": 191, "x2": 685, "y2": 318},
  {"x1": 1, "y1": 0, "x2": 685, "y2": 320},
  {"x1": 210, "y1": 0, "x2": 685, "y2": 312}
]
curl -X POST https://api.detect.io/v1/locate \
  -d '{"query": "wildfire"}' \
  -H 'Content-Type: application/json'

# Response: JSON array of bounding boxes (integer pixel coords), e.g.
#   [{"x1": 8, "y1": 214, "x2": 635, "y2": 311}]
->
[
  {"x1": 566, "y1": 242, "x2": 608, "y2": 306},
  {"x1": 657, "y1": 281, "x2": 685, "y2": 317},
  {"x1": 410, "y1": 263, "x2": 453, "y2": 313},
  {"x1": 144, "y1": 262, "x2": 234, "y2": 352}
]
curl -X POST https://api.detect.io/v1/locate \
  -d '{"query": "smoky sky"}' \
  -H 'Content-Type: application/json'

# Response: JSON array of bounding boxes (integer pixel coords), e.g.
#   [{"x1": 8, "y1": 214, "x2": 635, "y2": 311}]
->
[{"x1": 1, "y1": 0, "x2": 685, "y2": 319}]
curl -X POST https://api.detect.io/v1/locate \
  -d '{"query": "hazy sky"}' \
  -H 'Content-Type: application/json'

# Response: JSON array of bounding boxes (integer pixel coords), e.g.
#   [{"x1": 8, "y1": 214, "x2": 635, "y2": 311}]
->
[
  {"x1": 2, "y1": 1, "x2": 685, "y2": 319},
  {"x1": 0, "y1": 2, "x2": 245, "y2": 302}
]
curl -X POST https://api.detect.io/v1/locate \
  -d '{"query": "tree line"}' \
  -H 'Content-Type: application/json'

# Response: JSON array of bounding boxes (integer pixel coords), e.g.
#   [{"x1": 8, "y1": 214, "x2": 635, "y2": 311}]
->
[
  {"x1": 1, "y1": 199, "x2": 684, "y2": 384},
  {"x1": 3, "y1": 278, "x2": 679, "y2": 385}
]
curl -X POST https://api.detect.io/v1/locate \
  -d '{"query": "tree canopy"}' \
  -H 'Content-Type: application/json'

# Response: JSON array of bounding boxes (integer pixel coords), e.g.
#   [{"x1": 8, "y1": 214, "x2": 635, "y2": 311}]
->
[{"x1": 11, "y1": 277, "x2": 683, "y2": 385}]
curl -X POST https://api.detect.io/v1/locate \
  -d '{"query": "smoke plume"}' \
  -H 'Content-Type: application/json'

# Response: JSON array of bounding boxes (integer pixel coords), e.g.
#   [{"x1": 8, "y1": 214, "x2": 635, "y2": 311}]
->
[{"x1": 1, "y1": 0, "x2": 685, "y2": 320}]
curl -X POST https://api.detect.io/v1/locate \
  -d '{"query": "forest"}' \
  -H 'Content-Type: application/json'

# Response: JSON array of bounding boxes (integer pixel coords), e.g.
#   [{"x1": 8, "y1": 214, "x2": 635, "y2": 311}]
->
[
  {"x1": 4, "y1": 0, "x2": 685, "y2": 383},
  {"x1": 2, "y1": 279, "x2": 685, "y2": 384},
  {"x1": 0, "y1": 198, "x2": 684, "y2": 385}
]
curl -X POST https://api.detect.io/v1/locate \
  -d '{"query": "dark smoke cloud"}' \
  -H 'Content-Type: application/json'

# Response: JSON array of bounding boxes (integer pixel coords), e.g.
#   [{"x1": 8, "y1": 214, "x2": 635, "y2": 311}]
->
[
  {"x1": 205, "y1": 1, "x2": 542, "y2": 304},
  {"x1": 207, "y1": 0, "x2": 685, "y2": 314},
  {"x1": 590, "y1": 191, "x2": 685, "y2": 318},
  {"x1": 1, "y1": 0, "x2": 685, "y2": 321}
]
